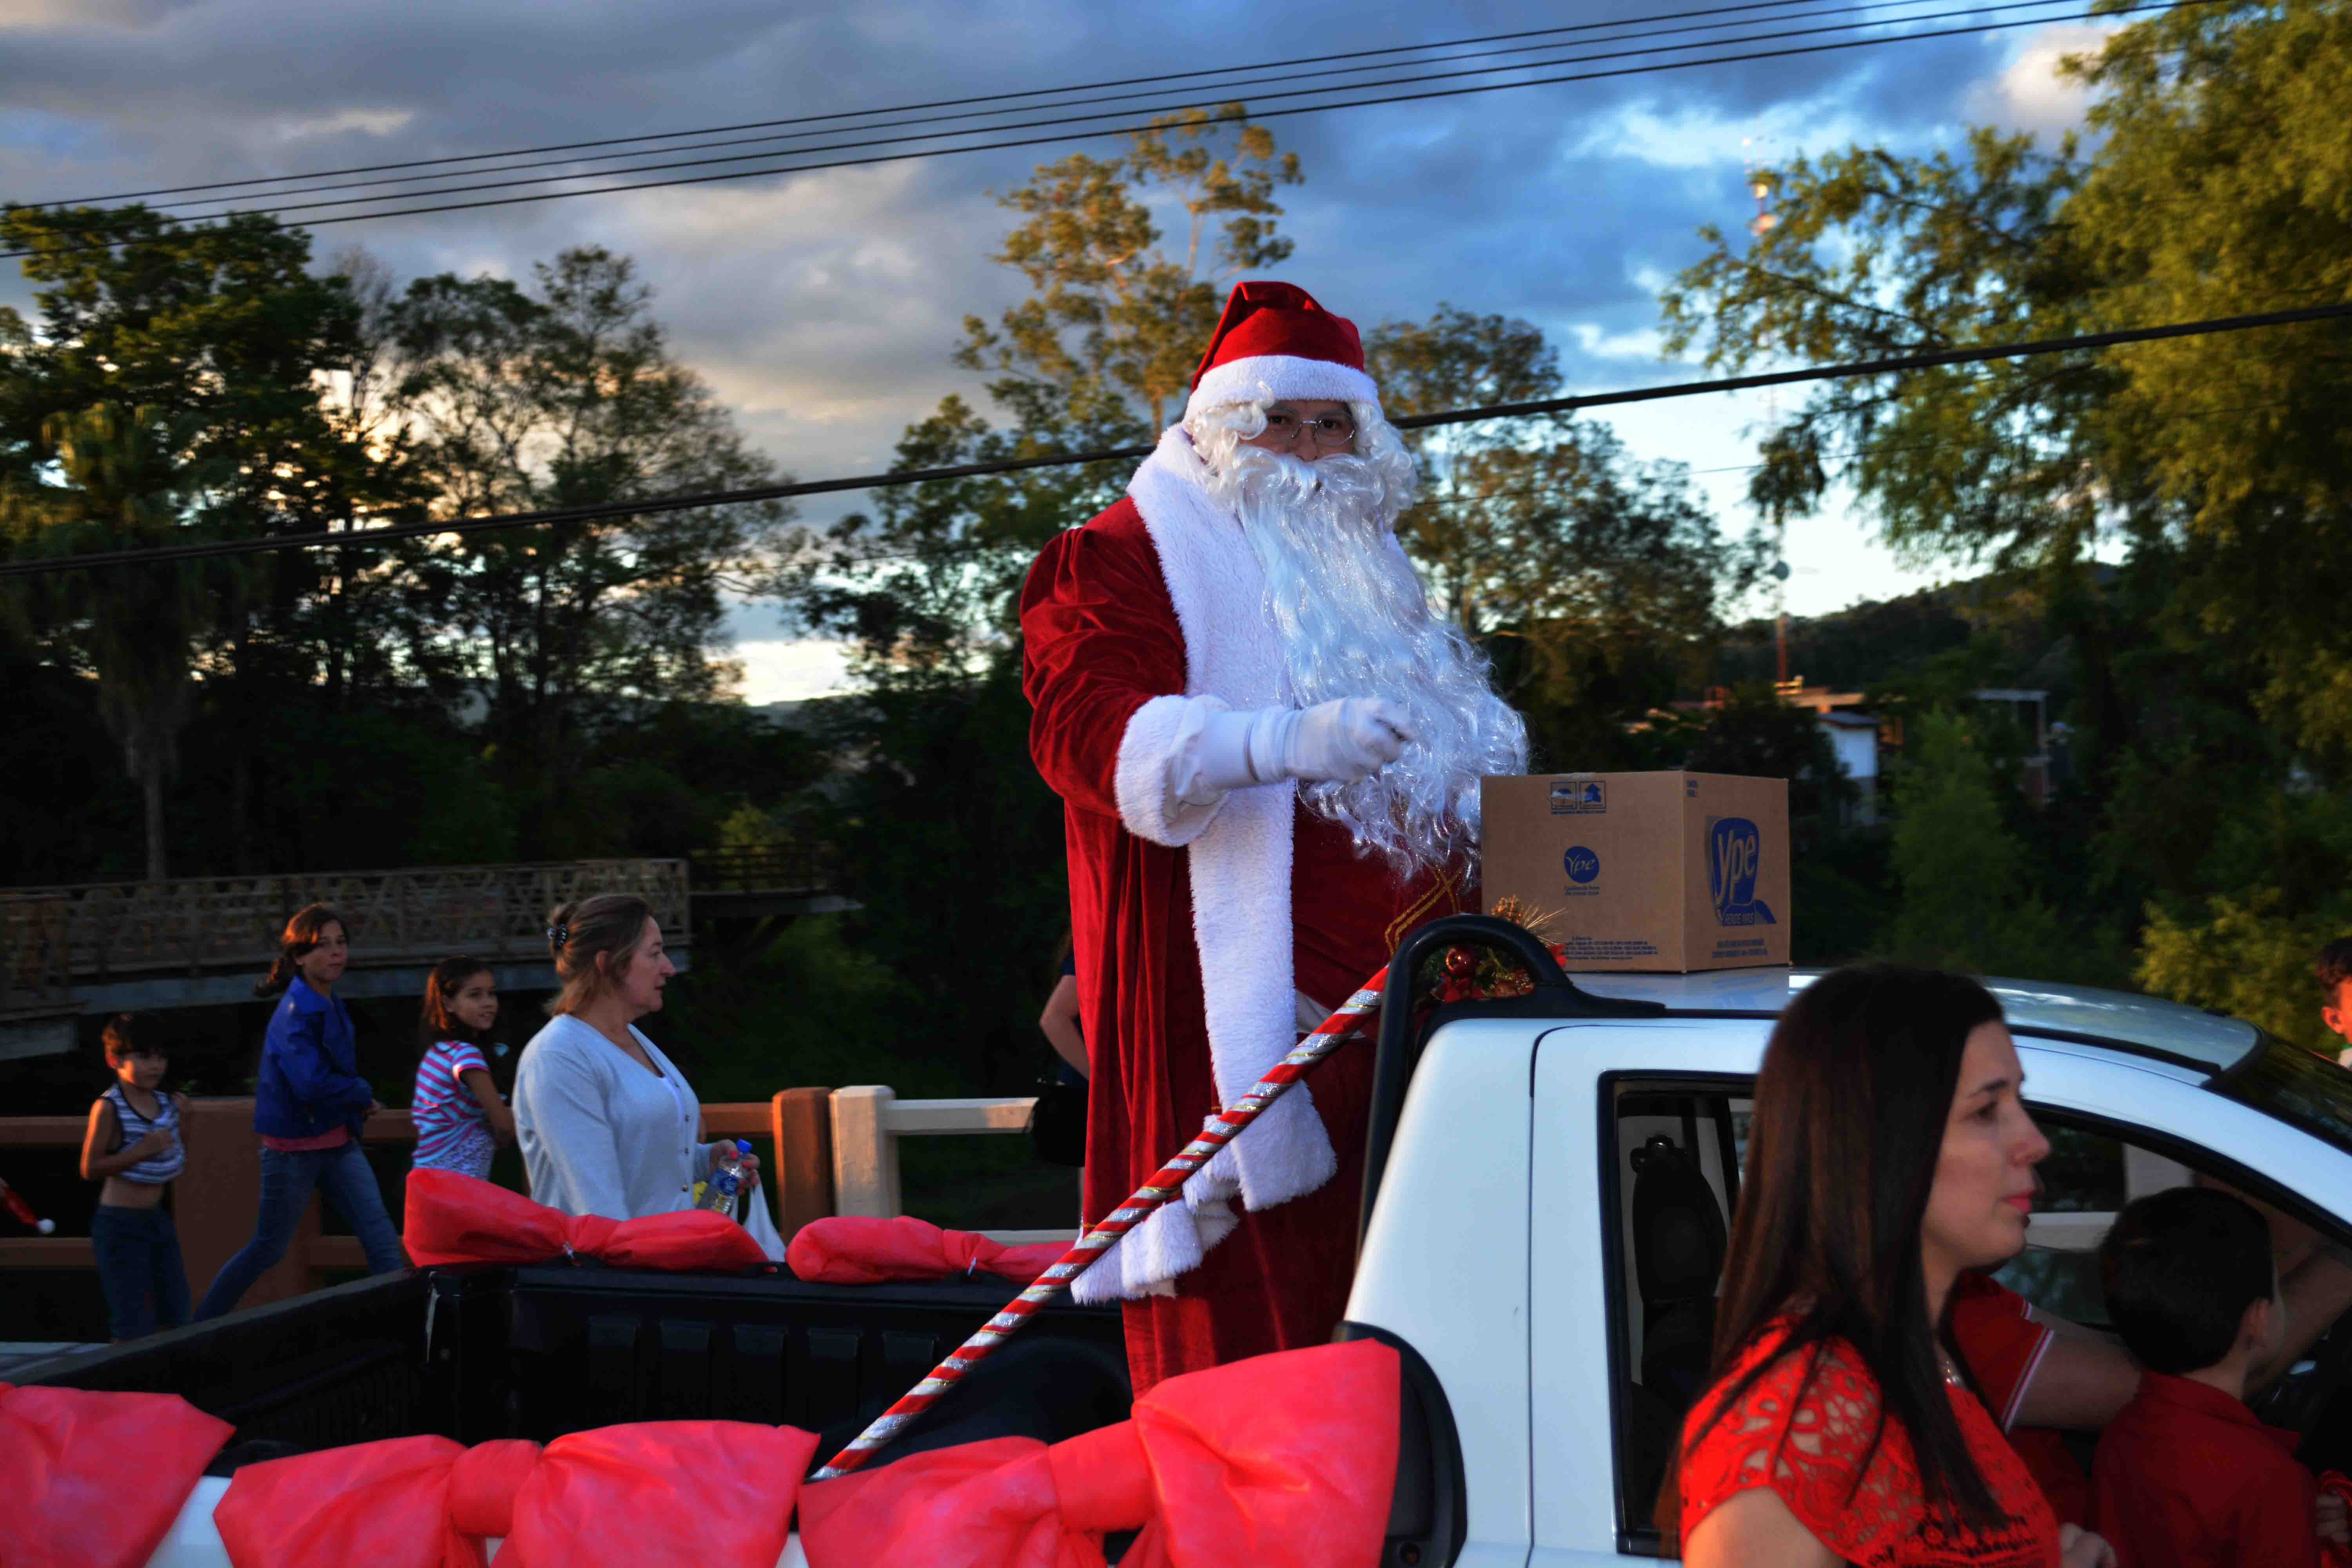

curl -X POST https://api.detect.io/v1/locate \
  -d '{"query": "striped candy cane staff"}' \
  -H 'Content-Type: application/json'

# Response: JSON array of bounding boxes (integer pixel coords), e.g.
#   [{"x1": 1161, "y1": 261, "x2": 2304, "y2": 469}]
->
[{"x1": 811, "y1": 964, "x2": 1393, "y2": 1481}]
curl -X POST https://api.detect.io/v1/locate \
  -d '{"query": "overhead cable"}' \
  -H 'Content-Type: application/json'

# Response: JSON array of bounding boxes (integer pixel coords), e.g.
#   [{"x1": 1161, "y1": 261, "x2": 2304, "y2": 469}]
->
[
  {"x1": 3, "y1": 294, "x2": 2342, "y2": 581},
  {"x1": 33, "y1": 0, "x2": 1859, "y2": 207},
  {"x1": 118, "y1": 0, "x2": 1917, "y2": 212},
  {"x1": 0, "y1": 0, "x2": 2185, "y2": 260},
  {"x1": 153, "y1": 0, "x2": 2128, "y2": 226}
]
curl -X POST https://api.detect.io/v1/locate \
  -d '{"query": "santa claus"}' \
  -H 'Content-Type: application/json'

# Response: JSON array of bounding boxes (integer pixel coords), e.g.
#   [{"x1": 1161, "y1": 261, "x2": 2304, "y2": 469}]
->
[{"x1": 1019, "y1": 280, "x2": 1528, "y2": 1392}]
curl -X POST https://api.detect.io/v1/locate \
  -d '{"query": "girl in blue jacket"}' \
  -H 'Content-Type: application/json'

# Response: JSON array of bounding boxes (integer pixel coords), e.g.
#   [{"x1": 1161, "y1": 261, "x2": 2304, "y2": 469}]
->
[{"x1": 194, "y1": 905, "x2": 406, "y2": 1319}]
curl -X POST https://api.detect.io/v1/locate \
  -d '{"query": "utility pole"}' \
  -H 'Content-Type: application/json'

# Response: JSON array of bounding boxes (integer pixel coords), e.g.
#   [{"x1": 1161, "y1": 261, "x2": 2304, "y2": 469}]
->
[{"x1": 1744, "y1": 138, "x2": 1792, "y2": 689}]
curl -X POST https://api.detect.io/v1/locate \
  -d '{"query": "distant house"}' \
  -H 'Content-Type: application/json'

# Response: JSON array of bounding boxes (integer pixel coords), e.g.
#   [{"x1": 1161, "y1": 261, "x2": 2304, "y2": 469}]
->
[
  {"x1": 1816, "y1": 711, "x2": 1883, "y2": 823},
  {"x1": 1771, "y1": 680, "x2": 2053, "y2": 815}
]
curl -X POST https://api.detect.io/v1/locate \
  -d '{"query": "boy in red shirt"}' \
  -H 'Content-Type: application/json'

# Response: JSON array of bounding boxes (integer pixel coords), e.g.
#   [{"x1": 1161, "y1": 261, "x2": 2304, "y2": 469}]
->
[{"x1": 2090, "y1": 1186, "x2": 2350, "y2": 1566}]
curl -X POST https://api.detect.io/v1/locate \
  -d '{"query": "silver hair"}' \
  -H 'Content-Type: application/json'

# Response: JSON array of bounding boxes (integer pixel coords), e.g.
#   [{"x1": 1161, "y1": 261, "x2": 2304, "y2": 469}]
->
[{"x1": 1184, "y1": 400, "x2": 1530, "y2": 877}]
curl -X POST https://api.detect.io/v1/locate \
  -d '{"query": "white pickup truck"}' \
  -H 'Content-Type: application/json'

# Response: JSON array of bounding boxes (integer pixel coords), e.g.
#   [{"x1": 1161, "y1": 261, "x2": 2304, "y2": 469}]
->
[
  {"x1": 28, "y1": 915, "x2": 2352, "y2": 1567},
  {"x1": 1345, "y1": 916, "x2": 2352, "y2": 1566}
]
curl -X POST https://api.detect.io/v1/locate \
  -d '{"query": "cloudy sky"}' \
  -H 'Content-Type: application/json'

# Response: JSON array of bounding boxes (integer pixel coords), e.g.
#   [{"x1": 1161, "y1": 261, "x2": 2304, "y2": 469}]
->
[{"x1": 0, "y1": 0, "x2": 2108, "y2": 702}]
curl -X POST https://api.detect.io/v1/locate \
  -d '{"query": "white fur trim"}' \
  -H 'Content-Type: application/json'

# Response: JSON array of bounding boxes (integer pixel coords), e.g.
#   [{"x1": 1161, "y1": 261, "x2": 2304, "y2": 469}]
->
[
  {"x1": 1114, "y1": 693, "x2": 1227, "y2": 848},
  {"x1": 1186, "y1": 355, "x2": 1379, "y2": 422},
  {"x1": 1078, "y1": 424, "x2": 1341, "y2": 1302}
]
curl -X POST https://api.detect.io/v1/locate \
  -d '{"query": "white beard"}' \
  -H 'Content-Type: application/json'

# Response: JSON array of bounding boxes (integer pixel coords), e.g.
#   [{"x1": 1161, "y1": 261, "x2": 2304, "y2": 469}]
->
[{"x1": 1192, "y1": 414, "x2": 1529, "y2": 878}]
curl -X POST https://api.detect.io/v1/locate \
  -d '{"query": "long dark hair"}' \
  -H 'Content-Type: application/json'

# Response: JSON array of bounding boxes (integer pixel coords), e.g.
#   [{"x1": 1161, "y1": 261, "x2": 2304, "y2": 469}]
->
[
  {"x1": 418, "y1": 956, "x2": 494, "y2": 1055},
  {"x1": 256, "y1": 904, "x2": 351, "y2": 998},
  {"x1": 1658, "y1": 963, "x2": 2009, "y2": 1545}
]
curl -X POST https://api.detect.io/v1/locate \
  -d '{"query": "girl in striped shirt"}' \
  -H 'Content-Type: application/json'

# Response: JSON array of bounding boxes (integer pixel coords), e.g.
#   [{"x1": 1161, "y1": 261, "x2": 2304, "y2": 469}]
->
[
  {"x1": 80, "y1": 1013, "x2": 191, "y2": 1340},
  {"x1": 409, "y1": 957, "x2": 514, "y2": 1180}
]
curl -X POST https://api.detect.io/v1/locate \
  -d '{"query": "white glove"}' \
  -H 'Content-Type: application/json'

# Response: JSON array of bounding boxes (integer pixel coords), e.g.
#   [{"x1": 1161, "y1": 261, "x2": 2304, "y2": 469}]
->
[
  {"x1": 1283, "y1": 697, "x2": 1414, "y2": 782},
  {"x1": 1187, "y1": 698, "x2": 1414, "y2": 803}
]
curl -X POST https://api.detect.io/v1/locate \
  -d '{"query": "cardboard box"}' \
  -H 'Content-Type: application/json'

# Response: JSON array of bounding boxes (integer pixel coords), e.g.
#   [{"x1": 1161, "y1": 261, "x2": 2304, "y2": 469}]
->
[{"x1": 1479, "y1": 771, "x2": 1791, "y2": 972}]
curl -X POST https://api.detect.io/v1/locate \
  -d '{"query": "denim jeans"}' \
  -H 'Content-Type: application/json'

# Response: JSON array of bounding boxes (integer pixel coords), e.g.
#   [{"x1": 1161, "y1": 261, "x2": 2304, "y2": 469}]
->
[
  {"x1": 90, "y1": 1203, "x2": 190, "y2": 1340},
  {"x1": 194, "y1": 1140, "x2": 406, "y2": 1320}
]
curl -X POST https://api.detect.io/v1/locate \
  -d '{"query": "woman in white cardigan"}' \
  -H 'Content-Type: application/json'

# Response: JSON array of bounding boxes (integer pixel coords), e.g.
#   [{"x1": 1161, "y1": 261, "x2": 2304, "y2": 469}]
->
[{"x1": 512, "y1": 895, "x2": 758, "y2": 1219}]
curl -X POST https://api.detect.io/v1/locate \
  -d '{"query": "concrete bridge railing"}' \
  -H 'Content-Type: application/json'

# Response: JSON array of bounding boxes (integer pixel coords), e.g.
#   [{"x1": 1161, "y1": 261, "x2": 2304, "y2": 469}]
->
[{"x1": 5, "y1": 859, "x2": 692, "y2": 982}]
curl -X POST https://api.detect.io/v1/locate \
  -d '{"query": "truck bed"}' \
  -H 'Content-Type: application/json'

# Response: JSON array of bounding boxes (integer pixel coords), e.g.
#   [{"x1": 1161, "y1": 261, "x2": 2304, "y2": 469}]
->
[{"x1": 13, "y1": 1261, "x2": 1134, "y2": 1468}]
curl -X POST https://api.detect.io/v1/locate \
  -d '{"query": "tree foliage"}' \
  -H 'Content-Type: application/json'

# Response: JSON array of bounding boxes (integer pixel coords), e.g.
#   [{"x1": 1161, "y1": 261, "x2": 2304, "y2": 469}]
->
[
  {"x1": 380, "y1": 247, "x2": 791, "y2": 816},
  {"x1": 0, "y1": 214, "x2": 801, "y2": 877},
  {"x1": 1659, "y1": 0, "x2": 2352, "y2": 780},
  {"x1": 0, "y1": 403, "x2": 227, "y2": 878},
  {"x1": 791, "y1": 108, "x2": 1299, "y2": 678},
  {"x1": 1368, "y1": 303, "x2": 1759, "y2": 765},
  {"x1": 963, "y1": 104, "x2": 1300, "y2": 434},
  {"x1": 1887, "y1": 712, "x2": 2067, "y2": 975}
]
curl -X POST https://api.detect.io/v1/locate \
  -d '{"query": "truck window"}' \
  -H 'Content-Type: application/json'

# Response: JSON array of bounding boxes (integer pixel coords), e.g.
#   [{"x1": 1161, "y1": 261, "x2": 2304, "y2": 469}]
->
[
  {"x1": 1605, "y1": 1080, "x2": 1748, "y2": 1547},
  {"x1": 1989, "y1": 1121, "x2": 2147, "y2": 1326}
]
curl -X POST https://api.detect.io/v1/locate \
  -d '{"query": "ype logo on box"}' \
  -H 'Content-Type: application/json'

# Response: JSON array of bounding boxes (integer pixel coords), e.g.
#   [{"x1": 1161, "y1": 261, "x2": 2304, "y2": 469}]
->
[
  {"x1": 1707, "y1": 816, "x2": 1776, "y2": 926},
  {"x1": 1549, "y1": 779, "x2": 1607, "y2": 815},
  {"x1": 1562, "y1": 846, "x2": 1600, "y2": 885}
]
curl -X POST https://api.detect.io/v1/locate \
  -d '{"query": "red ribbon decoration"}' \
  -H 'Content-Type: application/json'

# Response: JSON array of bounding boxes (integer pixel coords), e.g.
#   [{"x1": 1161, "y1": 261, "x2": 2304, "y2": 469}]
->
[
  {"x1": 796, "y1": 1338, "x2": 1401, "y2": 1568},
  {"x1": 0, "y1": 1381, "x2": 232, "y2": 1568},
  {"x1": 785, "y1": 1214, "x2": 1070, "y2": 1285},
  {"x1": 402, "y1": 1166, "x2": 768, "y2": 1272},
  {"x1": 213, "y1": 1423, "x2": 820, "y2": 1568}
]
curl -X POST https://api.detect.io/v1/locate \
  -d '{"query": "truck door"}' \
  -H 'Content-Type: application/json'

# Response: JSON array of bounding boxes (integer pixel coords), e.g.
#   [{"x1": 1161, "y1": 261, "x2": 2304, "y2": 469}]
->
[{"x1": 1526, "y1": 1018, "x2": 1771, "y2": 1564}]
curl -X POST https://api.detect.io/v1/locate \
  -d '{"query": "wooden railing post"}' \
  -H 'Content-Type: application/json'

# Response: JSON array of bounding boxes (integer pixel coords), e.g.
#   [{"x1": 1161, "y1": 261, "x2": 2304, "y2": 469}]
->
[
  {"x1": 770, "y1": 1087, "x2": 834, "y2": 1243},
  {"x1": 829, "y1": 1086, "x2": 900, "y2": 1218},
  {"x1": 177, "y1": 1096, "x2": 318, "y2": 1312}
]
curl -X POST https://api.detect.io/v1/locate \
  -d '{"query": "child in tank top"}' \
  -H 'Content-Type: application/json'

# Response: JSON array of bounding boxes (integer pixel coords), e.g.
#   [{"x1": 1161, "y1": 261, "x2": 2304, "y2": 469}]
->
[{"x1": 79, "y1": 1014, "x2": 192, "y2": 1340}]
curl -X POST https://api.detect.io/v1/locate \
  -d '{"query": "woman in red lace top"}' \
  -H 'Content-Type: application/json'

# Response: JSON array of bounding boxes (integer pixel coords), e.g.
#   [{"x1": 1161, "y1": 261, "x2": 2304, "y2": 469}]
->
[{"x1": 1660, "y1": 965, "x2": 2116, "y2": 1568}]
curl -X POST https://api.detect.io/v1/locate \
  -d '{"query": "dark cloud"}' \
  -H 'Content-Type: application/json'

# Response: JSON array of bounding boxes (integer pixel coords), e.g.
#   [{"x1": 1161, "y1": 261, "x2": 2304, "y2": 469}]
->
[{"x1": 1, "y1": 0, "x2": 2076, "y2": 686}]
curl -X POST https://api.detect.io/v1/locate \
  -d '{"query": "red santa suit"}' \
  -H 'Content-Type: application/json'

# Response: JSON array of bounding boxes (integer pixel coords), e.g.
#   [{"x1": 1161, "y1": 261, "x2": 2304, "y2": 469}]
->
[{"x1": 1018, "y1": 283, "x2": 1469, "y2": 1393}]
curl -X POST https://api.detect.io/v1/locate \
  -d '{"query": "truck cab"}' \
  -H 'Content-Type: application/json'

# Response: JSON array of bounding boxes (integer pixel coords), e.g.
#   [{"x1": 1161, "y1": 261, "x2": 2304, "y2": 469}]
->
[{"x1": 1348, "y1": 926, "x2": 2352, "y2": 1567}]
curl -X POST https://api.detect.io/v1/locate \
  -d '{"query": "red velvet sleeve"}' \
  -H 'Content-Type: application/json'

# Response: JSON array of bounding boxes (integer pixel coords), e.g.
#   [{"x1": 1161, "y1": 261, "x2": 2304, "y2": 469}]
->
[{"x1": 1019, "y1": 504, "x2": 1186, "y2": 822}]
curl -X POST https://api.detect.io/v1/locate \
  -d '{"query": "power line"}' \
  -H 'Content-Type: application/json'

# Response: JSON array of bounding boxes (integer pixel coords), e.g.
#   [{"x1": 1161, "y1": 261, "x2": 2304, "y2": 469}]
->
[
  {"x1": 121, "y1": 0, "x2": 1922, "y2": 213},
  {"x1": 33, "y1": 0, "x2": 1858, "y2": 208},
  {"x1": 4, "y1": 295, "x2": 2343, "y2": 582},
  {"x1": 0, "y1": 0, "x2": 2180, "y2": 261},
  {"x1": 156, "y1": 0, "x2": 2118, "y2": 225}
]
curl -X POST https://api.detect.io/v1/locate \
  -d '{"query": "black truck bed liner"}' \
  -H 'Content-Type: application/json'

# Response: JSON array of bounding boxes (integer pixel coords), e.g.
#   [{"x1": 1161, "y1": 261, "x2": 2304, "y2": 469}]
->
[{"x1": 15, "y1": 1262, "x2": 1133, "y2": 1468}]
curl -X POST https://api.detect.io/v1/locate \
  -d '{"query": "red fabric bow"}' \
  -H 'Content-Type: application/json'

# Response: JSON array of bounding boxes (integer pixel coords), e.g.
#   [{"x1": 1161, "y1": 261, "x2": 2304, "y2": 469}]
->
[
  {"x1": 0, "y1": 1381, "x2": 232, "y2": 1568},
  {"x1": 213, "y1": 1421, "x2": 819, "y2": 1568},
  {"x1": 797, "y1": 1338, "x2": 1400, "y2": 1568},
  {"x1": 786, "y1": 1214, "x2": 1070, "y2": 1285},
  {"x1": 403, "y1": 1166, "x2": 768, "y2": 1271}
]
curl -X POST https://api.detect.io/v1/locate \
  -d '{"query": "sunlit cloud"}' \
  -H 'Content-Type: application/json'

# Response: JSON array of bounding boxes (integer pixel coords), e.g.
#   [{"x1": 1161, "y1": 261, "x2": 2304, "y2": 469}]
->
[
  {"x1": 733, "y1": 637, "x2": 858, "y2": 705},
  {"x1": 270, "y1": 107, "x2": 416, "y2": 140},
  {"x1": 1964, "y1": 22, "x2": 2115, "y2": 141}
]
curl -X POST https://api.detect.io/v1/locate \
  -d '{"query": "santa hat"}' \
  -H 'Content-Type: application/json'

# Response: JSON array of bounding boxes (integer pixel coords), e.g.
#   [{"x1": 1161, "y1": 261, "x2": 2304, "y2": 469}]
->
[{"x1": 1185, "y1": 280, "x2": 1379, "y2": 421}]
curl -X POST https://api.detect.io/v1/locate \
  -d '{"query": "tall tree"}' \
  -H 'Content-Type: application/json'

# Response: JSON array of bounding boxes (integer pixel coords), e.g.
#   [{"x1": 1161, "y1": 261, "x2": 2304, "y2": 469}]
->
[
  {"x1": 788, "y1": 108, "x2": 1300, "y2": 1086},
  {"x1": 2061, "y1": 0, "x2": 2352, "y2": 771},
  {"x1": 0, "y1": 207, "x2": 431, "y2": 875},
  {"x1": 0, "y1": 404, "x2": 227, "y2": 879},
  {"x1": 384, "y1": 247, "x2": 791, "y2": 833},
  {"x1": 1367, "y1": 304, "x2": 1757, "y2": 767},
  {"x1": 1656, "y1": 0, "x2": 2352, "y2": 778},
  {"x1": 792, "y1": 106, "x2": 1300, "y2": 673}
]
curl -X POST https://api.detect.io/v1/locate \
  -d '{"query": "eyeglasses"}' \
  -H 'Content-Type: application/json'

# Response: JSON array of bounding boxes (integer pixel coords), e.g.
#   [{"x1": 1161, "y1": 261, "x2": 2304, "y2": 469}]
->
[{"x1": 1260, "y1": 408, "x2": 1356, "y2": 445}]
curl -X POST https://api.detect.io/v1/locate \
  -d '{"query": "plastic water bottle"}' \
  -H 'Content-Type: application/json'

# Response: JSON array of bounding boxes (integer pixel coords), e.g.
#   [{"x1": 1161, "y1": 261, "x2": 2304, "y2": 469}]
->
[{"x1": 699, "y1": 1138, "x2": 752, "y2": 1214}]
